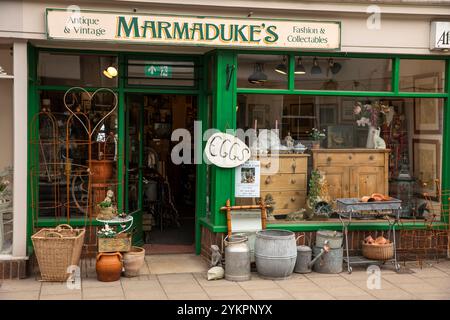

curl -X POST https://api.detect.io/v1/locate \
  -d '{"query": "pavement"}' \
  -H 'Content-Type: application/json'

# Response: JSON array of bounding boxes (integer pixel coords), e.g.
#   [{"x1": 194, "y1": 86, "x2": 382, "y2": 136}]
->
[{"x1": 1, "y1": 254, "x2": 450, "y2": 300}]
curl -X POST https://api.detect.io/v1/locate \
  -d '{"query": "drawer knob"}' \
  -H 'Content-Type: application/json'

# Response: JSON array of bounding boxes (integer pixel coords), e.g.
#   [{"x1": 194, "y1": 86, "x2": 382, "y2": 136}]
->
[
  {"x1": 291, "y1": 197, "x2": 296, "y2": 202},
  {"x1": 348, "y1": 155, "x2": 352, "y2": 160},
  {"x1": 327, "y1": 157, "x2": 332, "y2": 162},
  {"x1": 291, "y1": 162, "x2": 297, "y2": 172},
  {"x1": 291, "y1": 178, "x2": 296, "y2": 184},
  {"x1": 265, "y1": 176, "x2": 272, "y2": 184},
  {"x1": 265, "y1": 162, "x2": 271, "y2": 168},
  {"x1": 369, "y1": 155, "x2": 374, "y2": 160}
]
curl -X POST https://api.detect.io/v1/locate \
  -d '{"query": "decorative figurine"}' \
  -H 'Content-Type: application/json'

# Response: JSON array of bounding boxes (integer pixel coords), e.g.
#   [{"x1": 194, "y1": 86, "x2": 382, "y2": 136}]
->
[
  {"x1": 210, "y1": 245, "x2": 222, "y2": 267},
  {"x1": 284, "y1": 132, "x2": 295, "y2": 148},
  {"x1": 373, "y1": 127, "x2": 387, "y2": 149}
]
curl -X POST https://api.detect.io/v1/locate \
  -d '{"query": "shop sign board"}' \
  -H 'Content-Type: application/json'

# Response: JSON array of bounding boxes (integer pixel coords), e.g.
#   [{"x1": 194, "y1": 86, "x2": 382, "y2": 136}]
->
[
  {"x1": 144, "y1": 65, "x2": 172, "y2": 78},
  {"x1": 46, "y1": 8, "x2": 341, "y2": 50},
  {"x1": 235, "y1": 161, "x2": 261, "y2": 198},
  {"x1": 430, "y1": 21, "x2": 450, "y2": 50},
  {"x1": 204, "y1": 133, "x2": 251, "y2": 168}
]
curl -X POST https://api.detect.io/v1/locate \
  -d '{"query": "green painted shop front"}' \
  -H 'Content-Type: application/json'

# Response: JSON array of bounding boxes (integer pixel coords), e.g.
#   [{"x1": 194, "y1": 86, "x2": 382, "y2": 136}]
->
[{"x1": 26, "y1": 47, "x2": 450, "y2": 256}]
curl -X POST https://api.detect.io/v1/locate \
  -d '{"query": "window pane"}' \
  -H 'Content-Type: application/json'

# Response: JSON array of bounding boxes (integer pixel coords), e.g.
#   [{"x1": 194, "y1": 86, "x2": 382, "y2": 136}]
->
[
  {"x1": 399, "y1": 59, "x2": 445, "y2": 92},
  {"x1": 236, "y1": 94, "x2": 444, "y2": 222},
  {"x1": 127, "y1": 59, "x2": 196, "y2": 87},
  {"x1": 32, "y1": 90, "x2": 119, "y2": 219},
  {"x1": 237, "y1": 54, "x2": 288, "y2": 89},
  {"x1": 38, "y1": 52, "x2": 118, "y2": 87},
  {"x1": 294, "y1": 57, "x2": 392, "y2": 91}
]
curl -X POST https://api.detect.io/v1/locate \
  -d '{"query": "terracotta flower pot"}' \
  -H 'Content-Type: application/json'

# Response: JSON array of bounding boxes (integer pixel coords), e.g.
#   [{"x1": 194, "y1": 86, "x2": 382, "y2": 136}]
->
[
  {"x1": 123, "y1": 246, "x2": 146, "y2": 277},
  {"x1": 312, "y1": 142, "x2": 321, "y2": 149},
  {"x1": 88, "y1": 160, "x2": 114, "y2": 182},
  {"x1": 96, "y1": 252, "x2": 122, "y2": 282}
]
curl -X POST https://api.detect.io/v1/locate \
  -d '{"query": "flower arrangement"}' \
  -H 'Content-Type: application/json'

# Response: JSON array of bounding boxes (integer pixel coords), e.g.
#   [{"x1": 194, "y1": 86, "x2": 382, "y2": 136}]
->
[
  {"x1": 97, "y1": 224, "x2": 117, "y2": 238},
  {"x1": 0, "y1": 178, "x2": 11, "y2": 204},
  {"x1": 309, "y1": 128, "x2": 326, "y2": 141},
  {"x1": 353, "y1": 101, "x2": 390, "y2": 127}
]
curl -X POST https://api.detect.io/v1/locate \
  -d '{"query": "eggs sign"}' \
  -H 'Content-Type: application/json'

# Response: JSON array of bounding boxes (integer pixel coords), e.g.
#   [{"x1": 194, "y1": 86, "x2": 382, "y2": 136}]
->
[{"x1": 205, "y1": 133, "x2": 251, "y2": 168}]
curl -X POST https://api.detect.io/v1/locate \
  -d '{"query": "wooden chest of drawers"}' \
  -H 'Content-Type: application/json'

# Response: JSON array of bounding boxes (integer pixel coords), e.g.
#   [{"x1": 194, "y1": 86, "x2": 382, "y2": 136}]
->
[
  {"x1": 259, "y1": 154, "x2": 309, "y2": 215},
  {"x1": 311, "y1": 149, "x2": 390, "y2": 200}
]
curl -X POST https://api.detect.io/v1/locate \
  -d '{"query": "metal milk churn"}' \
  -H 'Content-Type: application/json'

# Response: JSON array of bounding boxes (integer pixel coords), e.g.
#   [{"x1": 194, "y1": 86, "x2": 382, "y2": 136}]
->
[{"x1": 224, "y1": 234, "x2": 251, "y2": 281}]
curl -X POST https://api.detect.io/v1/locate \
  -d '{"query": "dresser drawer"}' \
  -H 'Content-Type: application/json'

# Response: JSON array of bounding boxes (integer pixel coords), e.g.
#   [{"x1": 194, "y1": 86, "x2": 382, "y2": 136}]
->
[
  {"x1": 260, "y1": 156, "x2": 308, "y2": 174},
  {"x1": 315, "y1": 153, "x2": 354, "y2": 166},
  {"x1": 354, "y1": 153, "x2": 385, "y2": 166},
  {"x1": 261, "y1": 173, "x2": 307, "y2": 191},
  {"x1": 261, "y1": 191, "x2": 306, "y2": 212}
]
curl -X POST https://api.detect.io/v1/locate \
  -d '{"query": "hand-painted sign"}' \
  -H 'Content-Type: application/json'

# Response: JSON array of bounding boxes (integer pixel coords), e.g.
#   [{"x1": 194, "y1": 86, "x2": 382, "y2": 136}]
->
[
  {"x1": 145, "y1": 65, "x2": 172, "y2": 78},
  {"x1": 46, "y1": 9, "x2": 341, "y2": 50},
  {"x1": 205, "y1": 133, "x2": 251, "y2": 168}
]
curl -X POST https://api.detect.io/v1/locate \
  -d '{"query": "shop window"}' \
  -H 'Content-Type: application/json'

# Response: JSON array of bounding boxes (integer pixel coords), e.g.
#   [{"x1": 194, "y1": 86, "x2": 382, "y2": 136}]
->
[
  {"x1": 31, "y1": 90, "x2": 119, "y2": 220},
  {"x1": 236, "y1": 94, "x2": 444, "y2": 223},
  {"x1": 38, "y1": 52, "x2": 118, "y2": 87},
  {"x1": 127, "y1": 59, "x2": 196, "y2": 87},
  {"x1": 294, "y1": 56, "x2": 392, "y2": 91},
  {"x1": 399, "y1": 59, "x2": 446, "y2": 92},
  {"x1": 237, "y1": 54, "x2": 288, "y2": 89}
]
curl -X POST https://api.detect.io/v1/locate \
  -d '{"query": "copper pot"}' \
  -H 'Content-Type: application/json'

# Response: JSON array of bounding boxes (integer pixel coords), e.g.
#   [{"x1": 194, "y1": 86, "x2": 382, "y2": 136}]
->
[
  {"x1": 96, "y1": 252, "x2": 122, "y2": 282},
  {"x1": 88, "y1": 160, "x2": 114, "y2": 182}
]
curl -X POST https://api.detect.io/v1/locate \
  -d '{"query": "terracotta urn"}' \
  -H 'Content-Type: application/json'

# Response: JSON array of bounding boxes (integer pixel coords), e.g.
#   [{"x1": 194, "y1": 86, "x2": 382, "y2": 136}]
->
[{"x1": 96, "y1": 252, "x2": 122, "y2": 282}]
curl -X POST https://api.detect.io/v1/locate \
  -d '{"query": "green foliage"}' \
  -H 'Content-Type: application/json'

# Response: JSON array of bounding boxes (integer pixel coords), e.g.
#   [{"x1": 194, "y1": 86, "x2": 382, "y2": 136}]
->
[
  {"x1": 98, "y1": 201, "x2": 112, "y2": 208},
  {"x1": 308, "y1": 169, "x2": 322, "y2": 207}
]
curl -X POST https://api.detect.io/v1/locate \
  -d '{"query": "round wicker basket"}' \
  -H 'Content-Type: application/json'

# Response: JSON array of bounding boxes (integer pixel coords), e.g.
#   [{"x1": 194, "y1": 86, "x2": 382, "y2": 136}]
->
[{"x1": 362, "y1": 242, "x2": 394, "y2": 260}]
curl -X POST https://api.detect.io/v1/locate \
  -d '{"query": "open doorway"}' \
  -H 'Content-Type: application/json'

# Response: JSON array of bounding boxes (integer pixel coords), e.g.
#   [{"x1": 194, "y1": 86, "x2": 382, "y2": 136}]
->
[{"x1": 127, "y1": 94, "x2": 197, "y2": 253}]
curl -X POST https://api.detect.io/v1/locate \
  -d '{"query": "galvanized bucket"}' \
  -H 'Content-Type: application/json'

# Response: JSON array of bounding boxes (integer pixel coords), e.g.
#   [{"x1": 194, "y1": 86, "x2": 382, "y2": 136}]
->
[
  {"x1": 316, "y1": 230, "x2": 343, "y2": 249},
  {"x1": 255, "y1": 229, "x2": 297, "y2": 280},
  {"x1": 224, "y1": 234, "x2": 251, "y2": 282}
]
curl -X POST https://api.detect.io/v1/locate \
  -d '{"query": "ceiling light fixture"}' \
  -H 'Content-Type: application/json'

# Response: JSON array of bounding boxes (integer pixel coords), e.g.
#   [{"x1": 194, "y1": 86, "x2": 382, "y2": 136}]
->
[
  {"x1": 328, "y1": 58, "x2": 342, "y2": 75},
  {"x1": 275, "y1": 56, "x2": 288, "y2": 75},
  {"x1": 294, "y1": 57, "x2": 306, "y2": 75},
  {"x1": 103, "y1": 66, "x2": 118, "y2": 79},
  {"x1": 311, "y1": 57, "x2": 322, "y2": 75},
  {"x1": 248, "y1": 63, "x2": 267, "y2": 84}
]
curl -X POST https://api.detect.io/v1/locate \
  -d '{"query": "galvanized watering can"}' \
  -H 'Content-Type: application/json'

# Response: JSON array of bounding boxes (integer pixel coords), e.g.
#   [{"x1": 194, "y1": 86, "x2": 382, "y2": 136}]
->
[{"x1": 294, "y1": 241, "x2": 330, "y2": 273}]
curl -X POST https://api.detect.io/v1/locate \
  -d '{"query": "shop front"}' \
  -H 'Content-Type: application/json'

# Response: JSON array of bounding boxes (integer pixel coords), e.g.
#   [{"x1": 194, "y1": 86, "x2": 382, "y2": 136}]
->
[{"x1": 0, "y1": 1, "x2": 449, "y2": 278}]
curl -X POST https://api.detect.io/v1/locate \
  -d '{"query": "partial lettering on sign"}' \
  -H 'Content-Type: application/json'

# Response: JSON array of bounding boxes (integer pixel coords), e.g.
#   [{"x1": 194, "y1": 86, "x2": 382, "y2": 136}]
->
[
  {"x1": 145, "y1": 65, "x2": 172, "y2": 78},
  {"x1": 46, "y1": 9, "x2": 341, "y2": 50},
  {"x1": 204, "y1": 133, "x2": 251, "y2": 168},
  {"x1": 430, "y1": 21, "x2": 450, "y2": 50}
]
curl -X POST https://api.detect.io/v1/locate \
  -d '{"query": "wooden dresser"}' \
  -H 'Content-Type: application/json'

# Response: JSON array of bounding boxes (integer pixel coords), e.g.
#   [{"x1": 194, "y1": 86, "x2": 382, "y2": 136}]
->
[
  {"x1": 311, "y1": 149, "x2": 390, "y2": 200},
  {"x1": 259, "y1": 154, "x2": 309, "y2": 216}
]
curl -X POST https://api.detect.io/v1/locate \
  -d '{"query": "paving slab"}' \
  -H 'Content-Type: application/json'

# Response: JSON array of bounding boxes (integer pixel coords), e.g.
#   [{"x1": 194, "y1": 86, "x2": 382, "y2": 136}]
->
[
  {"x1": 0, "y1": 290, "x2": 40, "y2": 300},
  {"x1": 244, "y1": 288, "x2": 294, "y2": 300},
  {"x1": 82, "y1": 286, "x2": 124, "y2": 299}
]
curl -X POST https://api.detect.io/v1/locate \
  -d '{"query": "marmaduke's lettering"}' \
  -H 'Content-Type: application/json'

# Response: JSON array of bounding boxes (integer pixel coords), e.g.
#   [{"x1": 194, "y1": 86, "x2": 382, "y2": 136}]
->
[{"x1": 116, "y1": 16, "x2": 279, "y2": 43}]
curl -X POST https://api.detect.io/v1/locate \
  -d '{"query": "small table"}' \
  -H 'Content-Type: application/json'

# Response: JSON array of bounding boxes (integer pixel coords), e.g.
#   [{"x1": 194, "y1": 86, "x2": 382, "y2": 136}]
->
[{"x1": 336, "y1": 198, "x2": 402, "y2": 273}]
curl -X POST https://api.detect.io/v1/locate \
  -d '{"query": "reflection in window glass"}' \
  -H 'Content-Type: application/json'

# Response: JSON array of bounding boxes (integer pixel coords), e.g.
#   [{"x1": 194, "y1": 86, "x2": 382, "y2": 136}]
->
[
  {"x1": 237, "y1": 54, "x2": 288, "y2": 89},
  {"x1": 294, "y1": 56, "x2": 392, "y2": 91},
  {"x1": 236, "y1": 94, "x2": 444, "y2": 222},
  {"x1": 399, "y1": 59, "x2": 445, "y2": 92},
  {"x1": 38, "y1": 52, "x2": 118, "y2": 87}
]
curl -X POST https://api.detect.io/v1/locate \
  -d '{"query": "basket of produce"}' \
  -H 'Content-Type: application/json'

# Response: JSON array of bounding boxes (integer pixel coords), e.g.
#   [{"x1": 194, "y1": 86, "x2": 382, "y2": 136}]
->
[
  {"x1": 31, "y1": 224, "x2": 85, "y2": 281},
  {"x1": 362, "y1": 236, "x2": 394, "y2": 261}
]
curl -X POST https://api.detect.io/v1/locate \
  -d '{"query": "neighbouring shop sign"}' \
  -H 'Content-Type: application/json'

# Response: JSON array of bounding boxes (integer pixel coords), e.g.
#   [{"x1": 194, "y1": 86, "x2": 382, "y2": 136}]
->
[
  {"x1": 204, "y1": 133, "x2": 251, "y2": 168},
  {"x1": 235, "y1": 161, "x2": 261, "y2": 198},
  {"x1": 430, "y1": 21, "x2": 450, "y2": 50},
  {"x1": 46, "y1": 9, "x2": 341, "y2": 50},
  {"x1": 145, "y1": 65, "x2": 172, "y2": 78}
]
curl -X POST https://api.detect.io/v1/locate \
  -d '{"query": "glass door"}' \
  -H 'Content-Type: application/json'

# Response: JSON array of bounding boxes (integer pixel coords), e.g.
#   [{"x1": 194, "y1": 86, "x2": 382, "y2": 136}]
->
[{"x1": 126, "y1": 93, "x2": 144, "y2": 245}]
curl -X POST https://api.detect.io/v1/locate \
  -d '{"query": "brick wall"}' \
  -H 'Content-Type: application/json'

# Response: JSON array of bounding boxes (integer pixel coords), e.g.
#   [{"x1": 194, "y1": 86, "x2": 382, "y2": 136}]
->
[
  {"x1": 0, "y1": 260, "x2": 27, "y2": 280},
  {"x1": 200, "y1": 226, "x2": 449, "y2": 262}
]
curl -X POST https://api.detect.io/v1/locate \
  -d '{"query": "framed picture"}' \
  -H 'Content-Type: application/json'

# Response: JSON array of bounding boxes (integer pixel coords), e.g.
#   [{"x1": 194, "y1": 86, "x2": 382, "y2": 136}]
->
[
  {"x1": 327, "y1": 125, "x2": 354, "y2": 149},
  {"x1": 413, "y1": 139, "x2": 441, "y2": 201},
  {"x1": 319, "y1": 104, "x2": 337, "y2": 126},
  {"x1": 249, "y1": 104, "x2": 270, "y2": 129},
  {"x1": 340, "y1": 100, "x2": 356, "y2": 123},
  {"x1": 413, "y1": 73, "x2": 442, "y2": 134}
]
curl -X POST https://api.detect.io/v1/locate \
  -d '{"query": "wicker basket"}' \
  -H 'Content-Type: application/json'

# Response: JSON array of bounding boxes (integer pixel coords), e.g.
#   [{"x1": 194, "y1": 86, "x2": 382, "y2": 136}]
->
[
  {"x1": 362, "y1": 242, "x2": 394, "y2": 260},
  {"x1": 31, "y1": 224, "x2": 85, "y2": 281},
  {"x1": 98, "y1": 233, "x2": 131, "y2": 253}
]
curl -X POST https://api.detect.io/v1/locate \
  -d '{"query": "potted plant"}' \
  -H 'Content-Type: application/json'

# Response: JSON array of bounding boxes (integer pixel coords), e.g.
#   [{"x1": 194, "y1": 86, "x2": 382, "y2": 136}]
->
[{"x1": 309, "y1": 128, "x2": 326, "y2": 149}]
